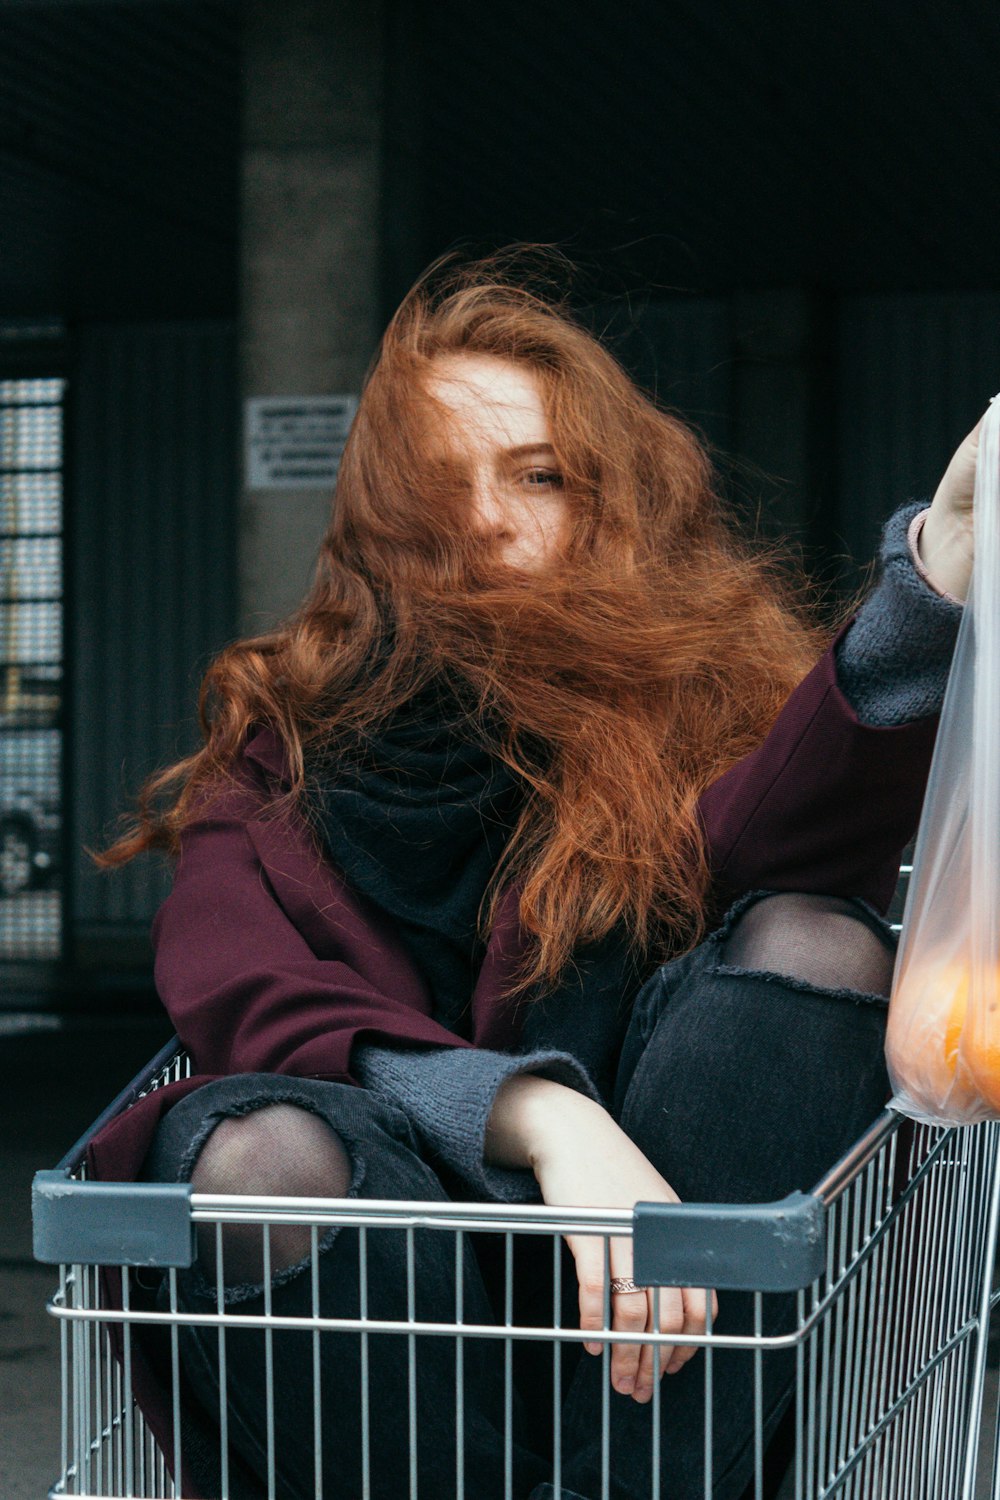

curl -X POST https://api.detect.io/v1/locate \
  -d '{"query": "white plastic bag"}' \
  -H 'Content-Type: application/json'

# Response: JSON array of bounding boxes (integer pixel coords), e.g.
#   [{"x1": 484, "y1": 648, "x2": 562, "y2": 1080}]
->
[{"x1": 885, "y1": 398, "x2": 1000, "y2": 1124}]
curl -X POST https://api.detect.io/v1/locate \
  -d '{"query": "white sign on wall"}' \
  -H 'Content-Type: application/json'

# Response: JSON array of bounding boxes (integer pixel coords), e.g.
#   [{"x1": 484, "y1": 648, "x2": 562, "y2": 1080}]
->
[{"x1": 245, "y1": 395, "x2": 359, "y2": 491}]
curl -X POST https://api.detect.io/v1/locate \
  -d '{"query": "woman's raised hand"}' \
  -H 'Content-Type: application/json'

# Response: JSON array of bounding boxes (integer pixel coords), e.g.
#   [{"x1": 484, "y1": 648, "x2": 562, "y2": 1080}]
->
[
  {"x1": 486, "y1": 1075, "x2": 717, "y2": 1404},
  {"x1": 920, "y1": 406, "x2": 993, "y2": 602}
]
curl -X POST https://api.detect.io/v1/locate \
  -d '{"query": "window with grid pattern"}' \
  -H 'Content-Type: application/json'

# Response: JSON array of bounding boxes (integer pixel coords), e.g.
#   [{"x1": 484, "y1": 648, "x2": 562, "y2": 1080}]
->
[{"x1": 0, "y1": 377, "x2": 63, "y2": 959}]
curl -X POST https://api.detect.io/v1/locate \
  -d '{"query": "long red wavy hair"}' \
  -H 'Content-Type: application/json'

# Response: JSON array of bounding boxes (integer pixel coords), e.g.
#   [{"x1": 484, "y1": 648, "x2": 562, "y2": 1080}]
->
[{"x1": 96, "y1": 254, "x2": 837, "y2": 992}]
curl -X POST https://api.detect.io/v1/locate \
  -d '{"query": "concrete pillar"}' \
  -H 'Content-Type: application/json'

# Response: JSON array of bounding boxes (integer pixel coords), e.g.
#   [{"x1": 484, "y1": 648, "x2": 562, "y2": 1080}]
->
[
  {"x1": 239, "y1": 0, "x2": 385, "y2": 634},
  {"x1": 729, "y1": 290, "x2": 839, "y2": 574}
]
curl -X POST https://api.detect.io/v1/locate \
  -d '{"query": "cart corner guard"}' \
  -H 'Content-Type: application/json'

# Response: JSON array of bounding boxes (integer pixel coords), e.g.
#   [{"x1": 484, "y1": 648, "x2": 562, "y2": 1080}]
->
[
  {"x1": 31, "y1": 1169, "x2": 196, "y2": 1268},
  {"x1": 633, "y1": 1190, "x2": 826, "y2": 1292}
]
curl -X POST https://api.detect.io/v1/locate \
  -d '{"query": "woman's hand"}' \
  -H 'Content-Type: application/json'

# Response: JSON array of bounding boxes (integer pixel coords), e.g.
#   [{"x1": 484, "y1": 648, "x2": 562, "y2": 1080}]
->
[
  {"x1": 532, "y1": 1103, "x2": 717, "y2": 1401},
  {"x1": 487, "y1": 1076, "x2": 717, "y2": 1403},
  {"x1": 920, "y1": 408, "x2": 989, "y2": 602}
]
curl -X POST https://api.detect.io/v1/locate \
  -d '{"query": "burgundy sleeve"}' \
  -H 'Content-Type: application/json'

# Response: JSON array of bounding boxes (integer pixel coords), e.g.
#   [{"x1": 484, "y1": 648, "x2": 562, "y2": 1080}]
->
[
  {"x1": 697, "y1": 633, "x2": 940, "y2": 915},
  {"x1": 151, "y1": 776, "x2": 473, "y2": 1082}
]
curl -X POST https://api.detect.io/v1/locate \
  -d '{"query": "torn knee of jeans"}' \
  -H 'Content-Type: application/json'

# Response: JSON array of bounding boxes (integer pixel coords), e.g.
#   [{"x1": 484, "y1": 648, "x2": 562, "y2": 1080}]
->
[
  {"x1": 187, "y1": 1205, "x2": 363, "y2": 1307},
  {"x1": 187, "y1": 1220, "x2": 348, "y2": 1306},
  {"x1": 714, "y1": 891, "x2": 897, "y2": 1001},
  {"x1": 705, "y1": 961, "x2": 891, "y2": 1007},
  {"x1": 186, "y1": 1100, "x2": 365, "y2": 1302}
]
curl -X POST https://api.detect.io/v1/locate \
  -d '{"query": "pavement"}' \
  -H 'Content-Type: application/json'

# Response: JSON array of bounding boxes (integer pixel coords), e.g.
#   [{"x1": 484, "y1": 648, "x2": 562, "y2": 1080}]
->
[{"x1": 1, "y1": 1011, "x2": 998, "y2": 1500}]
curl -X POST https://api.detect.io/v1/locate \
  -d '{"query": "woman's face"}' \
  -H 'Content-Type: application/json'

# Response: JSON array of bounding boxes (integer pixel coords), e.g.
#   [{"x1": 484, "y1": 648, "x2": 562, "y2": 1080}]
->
[{"x1": 423, "y1": 354, "x2": 570, "y2": 571}]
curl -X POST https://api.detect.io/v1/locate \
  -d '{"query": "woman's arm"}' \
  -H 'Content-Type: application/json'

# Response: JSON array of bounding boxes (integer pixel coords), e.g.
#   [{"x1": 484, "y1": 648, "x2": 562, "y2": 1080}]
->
[
  {"x1": 352, "y1": 1041, "x2": 601, "y2": 1201},
  {"x1": 696, "y1": 430, "x2": 985, "y2": 913},
  {"x1": 833, "y1": 405, "x2": 983, "y2": 729},
  {"x1": 697, "y1": 624, "x2": 941, "y2": 913},
  {"x1": 486, "y1": 1073, "x2": 715, "y2": 1402},
  {"x1": 832, "y1": 502, "x2": 962, "y2": 727}
]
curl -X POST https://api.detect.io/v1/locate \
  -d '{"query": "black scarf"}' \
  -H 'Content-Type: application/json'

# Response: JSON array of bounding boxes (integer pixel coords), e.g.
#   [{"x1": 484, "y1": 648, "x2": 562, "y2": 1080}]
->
[{"x1": 305, "y1": 681, "x2": 641, "y2": 1097}]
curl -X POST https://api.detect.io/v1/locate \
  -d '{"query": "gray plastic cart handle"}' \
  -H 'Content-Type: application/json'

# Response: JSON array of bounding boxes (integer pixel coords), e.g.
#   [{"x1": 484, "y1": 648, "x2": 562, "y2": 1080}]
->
[
  {"x1": 633, "y1": 1190, "x2": 825, "y2": 1292},
  {"x1": 31, "y1": 1169, "x2": 824, "y2": 1288},
  {"x1": 33, "y1": 1171, "x2": 195, "y2": 1268}
]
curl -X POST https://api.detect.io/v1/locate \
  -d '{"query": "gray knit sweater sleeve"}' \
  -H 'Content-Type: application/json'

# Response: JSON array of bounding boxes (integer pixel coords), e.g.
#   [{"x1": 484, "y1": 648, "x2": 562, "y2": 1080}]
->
[
  {"x1": 834, "y1": 501, "x2": 964, "y2": 727},
  {"x1": 353, "y1": 1043, "x2": 602, "y2": 1202}
]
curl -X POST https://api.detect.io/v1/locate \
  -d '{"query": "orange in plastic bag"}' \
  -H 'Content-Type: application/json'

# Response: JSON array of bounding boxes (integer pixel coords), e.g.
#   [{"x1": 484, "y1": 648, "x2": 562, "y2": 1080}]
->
[{"x1": 886, "y1": 958, "x2": 987, "y2": 1117}]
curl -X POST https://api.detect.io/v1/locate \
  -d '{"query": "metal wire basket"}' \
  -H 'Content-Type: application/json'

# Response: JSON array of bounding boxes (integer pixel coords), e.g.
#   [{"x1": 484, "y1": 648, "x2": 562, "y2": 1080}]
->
[{"x1": 31, "y1": 1027, "x2": 1000, "y2": 1500}]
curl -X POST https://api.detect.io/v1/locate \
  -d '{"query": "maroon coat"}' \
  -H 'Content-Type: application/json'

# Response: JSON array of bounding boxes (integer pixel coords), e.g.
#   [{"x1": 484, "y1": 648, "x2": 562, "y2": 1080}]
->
[{"x1": 87, "y1": 632, "x2": 937, "y2": 1188}]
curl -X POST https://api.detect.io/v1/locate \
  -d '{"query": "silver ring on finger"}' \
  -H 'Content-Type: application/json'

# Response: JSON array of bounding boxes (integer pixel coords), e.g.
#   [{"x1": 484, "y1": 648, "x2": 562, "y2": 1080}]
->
[{"x1": 609, "y1": 1277, "x2": 646, "y2": 1294}]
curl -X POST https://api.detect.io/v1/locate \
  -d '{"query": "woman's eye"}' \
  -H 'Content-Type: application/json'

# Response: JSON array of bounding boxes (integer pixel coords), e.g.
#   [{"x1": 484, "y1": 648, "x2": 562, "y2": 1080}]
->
[{"x1": 522, "y1": 469, "x2": 564, "y2": 488}]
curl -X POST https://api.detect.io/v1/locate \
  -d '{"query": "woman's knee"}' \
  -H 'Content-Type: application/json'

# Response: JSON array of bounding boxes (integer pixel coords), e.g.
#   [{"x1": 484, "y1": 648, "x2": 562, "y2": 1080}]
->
[
  {"x1": 190, "y1": 1102, "x2": 352, "y2": 1199},
  {"x1": 190, "y1": 1103, "x2": 353, "y2": 1283},
  {"x1": 718, "y1": 890, "x2": 896, "y2": 1000}
]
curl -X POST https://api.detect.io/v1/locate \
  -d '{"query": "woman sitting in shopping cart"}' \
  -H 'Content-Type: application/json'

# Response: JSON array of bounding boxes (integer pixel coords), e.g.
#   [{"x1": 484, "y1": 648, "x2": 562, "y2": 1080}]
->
[{"x1": 93, "y1": 252, "x2": 978, "y2": 1500}]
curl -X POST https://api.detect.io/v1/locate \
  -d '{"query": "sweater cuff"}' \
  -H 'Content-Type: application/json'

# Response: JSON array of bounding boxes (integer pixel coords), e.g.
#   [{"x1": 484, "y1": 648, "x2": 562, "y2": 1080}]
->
[
  {"x1": 834, "y1": 500, "x2": 963, "y2": 727},
  {"x1": 353, "y1": 1044, "x2": 602, "y2": 1203}
]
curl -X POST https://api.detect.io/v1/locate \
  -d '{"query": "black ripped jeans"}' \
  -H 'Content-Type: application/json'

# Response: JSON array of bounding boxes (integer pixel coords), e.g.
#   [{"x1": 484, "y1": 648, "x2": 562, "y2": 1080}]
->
[{"x1": 140, "y1": 891, "x2": 897, "y2": 1500}]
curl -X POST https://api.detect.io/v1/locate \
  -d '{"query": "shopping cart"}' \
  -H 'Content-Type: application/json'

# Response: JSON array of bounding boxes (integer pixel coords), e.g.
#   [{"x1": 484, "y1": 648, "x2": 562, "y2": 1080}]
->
[
  {"x1": 27, "y1": 1044, "x2": 1000, "y2": 1500},
  {"x1": 31, "y1": 1030, "x2": 1000, "y2": 1500}
]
